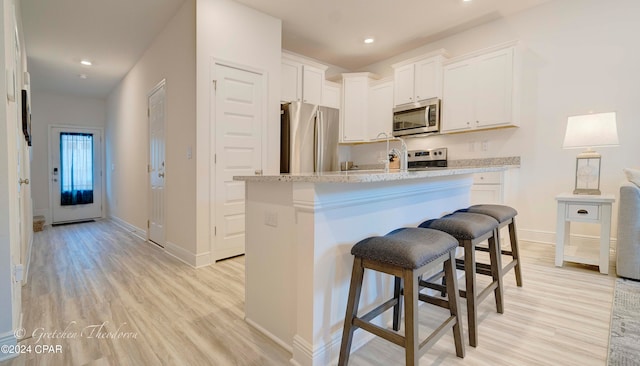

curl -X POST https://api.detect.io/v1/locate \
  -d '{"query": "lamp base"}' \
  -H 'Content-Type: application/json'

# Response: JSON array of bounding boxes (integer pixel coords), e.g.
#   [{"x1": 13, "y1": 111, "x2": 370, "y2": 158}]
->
[{"x1": 573, "y1": 188, "x2": 601, "y2": 195}]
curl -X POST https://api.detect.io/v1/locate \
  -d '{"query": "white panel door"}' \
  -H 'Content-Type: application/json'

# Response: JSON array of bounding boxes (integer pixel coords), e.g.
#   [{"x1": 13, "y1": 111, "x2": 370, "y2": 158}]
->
[
  {"x1": 50, "y1": 126, "x2": 103, "y2": 223},
  {"x1": 213, "y1": 64, "x2": 263, "y2": 261},
  {"x1": 148, "y1": 81, "x2": 166, "y2": 246},
  {"x1": 441, "y1": 61, "x2": 475, "y2": 133},
  {"x1": 415, "y1": 57, "x2": 439, "y2": 101},
  {"x1": 393, "y1": 64, "x2": 415, "y2": 106},
  {"x1": 301, "y1": 65, "x2": 323, "y2": 105},
  {"x1": 281, "y1": 59, "x2": 301, "y2": 102}
]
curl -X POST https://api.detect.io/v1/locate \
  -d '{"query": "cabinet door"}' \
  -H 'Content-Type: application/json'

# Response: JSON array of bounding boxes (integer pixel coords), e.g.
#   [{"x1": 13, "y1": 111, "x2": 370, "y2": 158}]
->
[
  {"x1": 322, "y1": 82, "x2": 340, "y2": 109},
  {"x1": 414, "y1": 58, "x2": 439, "y2": 101},
  {"x1": 441, "y1": 61, "x2": 475, "y2": 133},
  {"x1": 393, "y1": 64, "x2": 415, "y2": 106},
  {"x1": 470, "y1": 185, "x2": 504, "y2": 205},
  {"x1": 302, "y1": 65, "x2": 324, "y2": 105},
  {"x1": 475, "y1": 48, "x2": 513, "y2": 128},
  {"x1": 342, "y1": 77, "x2": 368, "y2": 142},
  {"x1": 368, "y1": 82, "x2": 394, "y2": 140},
  {"x1": 281, "y1": 59, "x2": 302, "y2": 102}
]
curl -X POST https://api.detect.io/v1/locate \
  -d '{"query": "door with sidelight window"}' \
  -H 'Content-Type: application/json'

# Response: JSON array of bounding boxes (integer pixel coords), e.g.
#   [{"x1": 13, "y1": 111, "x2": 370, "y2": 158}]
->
[{"x1": 50, "y1": 126, "x2": 103, "y2": 224}]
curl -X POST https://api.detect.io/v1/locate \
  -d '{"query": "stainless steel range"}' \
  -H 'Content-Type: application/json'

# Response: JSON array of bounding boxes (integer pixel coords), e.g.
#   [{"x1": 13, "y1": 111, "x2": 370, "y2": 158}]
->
[{"x1": 407, "y1": 148, "x2": 448, "y2": 169}]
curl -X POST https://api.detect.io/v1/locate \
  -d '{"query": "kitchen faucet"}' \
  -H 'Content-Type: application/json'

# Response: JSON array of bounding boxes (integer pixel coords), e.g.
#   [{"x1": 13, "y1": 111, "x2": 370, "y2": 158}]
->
[{"x1": 375, "y1": 132, "x2": 408, "y2": 172}]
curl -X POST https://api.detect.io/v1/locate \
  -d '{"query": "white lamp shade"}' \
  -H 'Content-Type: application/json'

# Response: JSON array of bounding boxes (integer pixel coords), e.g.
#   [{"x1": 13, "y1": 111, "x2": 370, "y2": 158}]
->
[{"x1": 562, "y1": 112, "x2": 619, "y2": 149}]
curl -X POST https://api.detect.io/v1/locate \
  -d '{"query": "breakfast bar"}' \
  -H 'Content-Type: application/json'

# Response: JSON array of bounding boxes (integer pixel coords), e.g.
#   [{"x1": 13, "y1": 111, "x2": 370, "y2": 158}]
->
[{"x1": 234, "y1": 166, "x2": 514, "y2": 366}]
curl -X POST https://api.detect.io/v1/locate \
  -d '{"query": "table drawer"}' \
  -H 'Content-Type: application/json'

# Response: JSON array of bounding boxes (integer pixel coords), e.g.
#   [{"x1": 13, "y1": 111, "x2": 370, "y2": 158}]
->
[{"x1": 566, "y1": 203, "x2": 600, "y2": 220}]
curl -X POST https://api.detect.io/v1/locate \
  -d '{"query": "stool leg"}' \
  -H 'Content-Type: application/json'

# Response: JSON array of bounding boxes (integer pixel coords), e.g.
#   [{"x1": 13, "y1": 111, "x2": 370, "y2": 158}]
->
[
  {"x1": 393, "y1": 276, "x2": 403, "y2": 331},
  {"x1": 444, "y1": 250, "x2": 465, "y2": 358},
  {"x1": 403, "y1": 268, "x2": 420, "y2": 366},
  {"x1": 488, "y1": 231, "x2": 504, "y2": 314},
  {"x1": 338, "y1": 257, "x2": 365, "y2": 366},
  {"x1": 463, "y1": 239, "x2": 479, "y2": 347},
  {"x1": 509, "y1": 219, "x2": 523, "y2": 287}
]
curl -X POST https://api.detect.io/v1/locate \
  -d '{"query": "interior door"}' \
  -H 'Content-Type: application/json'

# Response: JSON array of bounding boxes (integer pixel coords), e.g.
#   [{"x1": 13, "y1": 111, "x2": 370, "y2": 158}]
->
[
  {"x1": 50, "y1": 126, "x2": 103, "y2": 223},
  {"x1": 213, "y1": 63, "x2": 263, "y2": 261},
  {"x1": 148, "y1": 81, "x2": 166, "y2": 246}
]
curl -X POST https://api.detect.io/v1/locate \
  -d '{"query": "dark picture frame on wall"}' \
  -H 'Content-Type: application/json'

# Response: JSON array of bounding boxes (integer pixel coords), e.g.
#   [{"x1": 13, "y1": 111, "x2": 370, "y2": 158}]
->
[{"x1": 21, "y1": 89, "x2": 31, "y2": 146}]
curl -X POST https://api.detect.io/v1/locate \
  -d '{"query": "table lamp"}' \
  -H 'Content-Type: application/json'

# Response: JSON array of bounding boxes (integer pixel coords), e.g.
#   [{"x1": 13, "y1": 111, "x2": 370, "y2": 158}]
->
[{"x1": 562, "y1": 112, "x2": 619, "y2": 195}]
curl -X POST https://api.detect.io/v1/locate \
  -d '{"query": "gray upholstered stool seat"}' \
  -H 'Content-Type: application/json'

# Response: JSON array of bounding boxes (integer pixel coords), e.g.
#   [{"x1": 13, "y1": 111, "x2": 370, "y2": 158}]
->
[
  {"x1": 419, "y1": 212, "x2": 504, "y2": 348},
  {"x1": 339, "y1": 228, "x2": 465, "y2": 365},
  {"x1": 351, "y1": 227, "x2": 459, "y2": 269},
  {"x1": 462, "y1": 204, "x2": 523, "y2": 287}
]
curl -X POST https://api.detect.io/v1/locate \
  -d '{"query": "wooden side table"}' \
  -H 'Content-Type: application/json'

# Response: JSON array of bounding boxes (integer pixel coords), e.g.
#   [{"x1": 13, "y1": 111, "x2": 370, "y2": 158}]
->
[{"x1": 555, "y1": 193, "x2": 615, "y2": 274}]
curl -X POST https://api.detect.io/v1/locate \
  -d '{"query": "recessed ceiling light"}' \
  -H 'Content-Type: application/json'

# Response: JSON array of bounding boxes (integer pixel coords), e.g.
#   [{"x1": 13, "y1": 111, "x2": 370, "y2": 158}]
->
[
  {"x1": 364, "y1": 38, "x2": 375, "y2": 44},
  {"x1": 80, "y1": 60, "x2": 92, "y2": 66},
  {"x1": 79, "y1": 74, "x2": 88, "y2": 79},
  {"x1": 463, "y1": 0, "x2": 472, "y2": 2}
]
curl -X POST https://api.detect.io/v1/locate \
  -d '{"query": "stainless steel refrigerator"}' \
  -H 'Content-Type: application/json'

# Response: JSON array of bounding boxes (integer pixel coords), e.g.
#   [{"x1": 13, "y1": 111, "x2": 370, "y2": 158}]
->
[{"x1": 280, "y1": 102, "x2": 340, "y2": 173}]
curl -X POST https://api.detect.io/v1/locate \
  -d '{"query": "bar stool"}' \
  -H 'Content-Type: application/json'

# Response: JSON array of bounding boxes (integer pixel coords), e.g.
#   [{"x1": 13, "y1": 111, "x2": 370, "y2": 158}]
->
[
  {"x1": 419, "y1": 212, "x2": 503, "y2": 348},
  {"x1": 462, "y1": 204, "x2": 523, "y2": 287},
  {"x1": 338, "y1": 228, "x2": 465, "y2": 366}
]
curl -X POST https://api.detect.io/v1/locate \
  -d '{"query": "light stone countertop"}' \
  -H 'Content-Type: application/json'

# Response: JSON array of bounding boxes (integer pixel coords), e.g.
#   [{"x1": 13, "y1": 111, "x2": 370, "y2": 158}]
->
[{"x1": 234, "y1": 165, "x2": 516, "y2": 184}]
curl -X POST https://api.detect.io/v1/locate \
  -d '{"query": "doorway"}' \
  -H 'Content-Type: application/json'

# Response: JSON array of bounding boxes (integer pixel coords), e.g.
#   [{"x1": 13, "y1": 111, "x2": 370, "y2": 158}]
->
[
  {"x1": 211, "y1": 62, "x2": 265, "y2": 261},
  {"x1": 148, "y1": 80, "x2": 166, "y2": 246},
  {"x1": 49, "y1": 126, "x2": 103, "y2": 224}
]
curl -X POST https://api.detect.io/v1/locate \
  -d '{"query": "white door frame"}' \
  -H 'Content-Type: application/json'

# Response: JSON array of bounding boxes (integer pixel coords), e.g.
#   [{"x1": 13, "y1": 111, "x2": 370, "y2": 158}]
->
[
  {"x1": 48, "y1": 124, "x2": 105, "y2": 224},
  {"x1": 147, "y1": 79, "x2": 167, "y2": 245},
  {"x1": 209, "y1": 58, "x2": 269, "y2": 263}
]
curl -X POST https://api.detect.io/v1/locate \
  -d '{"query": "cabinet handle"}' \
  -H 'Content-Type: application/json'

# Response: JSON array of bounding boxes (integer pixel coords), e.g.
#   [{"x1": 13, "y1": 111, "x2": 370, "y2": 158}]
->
[{"x1": 577, "y1": 209, "x2": 589, "y2": 215}]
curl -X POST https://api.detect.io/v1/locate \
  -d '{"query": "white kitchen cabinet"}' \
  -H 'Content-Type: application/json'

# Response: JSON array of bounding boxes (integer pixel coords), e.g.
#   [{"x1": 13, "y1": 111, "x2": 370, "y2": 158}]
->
[
  {"x1": 341, "y1": 73, "x2": 374, "y2": 142},
  {"x1": 470, "y1": 171, "x2": 504, "y2": 205},
  {"x1": 392, "y1": 50, "x2": 448, "y2": 107},
  {"x1": 281, "y1": 53, "x2": 327, "y2": 105},
  {"x1": 322, "y1": 81, "x2": 341, "y2": 109},
  {"x1": 441, "y1": 42, "x2": 520, "y2": 134},
  {"x1": 367, "y1": 79, "x2": 394, "y2": 140}
]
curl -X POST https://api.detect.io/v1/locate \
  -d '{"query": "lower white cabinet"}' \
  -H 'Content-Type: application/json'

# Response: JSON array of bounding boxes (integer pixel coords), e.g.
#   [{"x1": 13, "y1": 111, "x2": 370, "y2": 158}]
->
[{"x1": 470, "y1": 171, "x2": 504, "y2": 205}]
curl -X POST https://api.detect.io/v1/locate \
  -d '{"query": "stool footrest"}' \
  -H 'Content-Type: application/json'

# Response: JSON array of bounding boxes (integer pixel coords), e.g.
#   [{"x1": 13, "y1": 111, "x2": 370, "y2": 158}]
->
[
  {"x1": 418, "y1": 315, "x2": 458, "y2": 358},
  {"x1": 360, "y1": 298, "x2": 398, "y2": 323},
  {"x1": 353, "y1": 318, "x2": 404, "y2": 347},
  {"x1": 418, "y1": 293, "x2": 450, "y2": 308}
]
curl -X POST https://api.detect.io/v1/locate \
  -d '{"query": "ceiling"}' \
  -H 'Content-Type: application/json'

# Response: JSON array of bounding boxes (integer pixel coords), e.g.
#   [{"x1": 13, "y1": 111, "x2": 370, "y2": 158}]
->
[{"x1": 20, "y1": 0, "x2": 552, "y2": 98}]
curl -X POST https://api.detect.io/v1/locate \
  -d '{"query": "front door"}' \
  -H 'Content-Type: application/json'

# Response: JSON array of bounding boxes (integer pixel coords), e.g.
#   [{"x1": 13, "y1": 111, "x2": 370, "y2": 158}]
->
[
  {"x1": 148, "y1": 81, "x2": 166, "y2": 246},
  {"x1": 212, "y1": 63, "x2": 264, "y2": 261},
  {"x1": 50, "y1": 126, "x2": 103, "y2": 224}
]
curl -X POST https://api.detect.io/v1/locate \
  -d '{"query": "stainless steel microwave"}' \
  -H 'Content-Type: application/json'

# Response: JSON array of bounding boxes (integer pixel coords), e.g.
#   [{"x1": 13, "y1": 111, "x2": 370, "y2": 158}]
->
[{"x1": 392, "y1": 98, "x2": 440, "y2": 137}]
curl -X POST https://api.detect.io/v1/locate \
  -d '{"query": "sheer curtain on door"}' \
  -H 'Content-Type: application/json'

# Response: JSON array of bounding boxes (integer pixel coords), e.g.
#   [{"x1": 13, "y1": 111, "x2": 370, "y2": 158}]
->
[{"x1": 60, "y1": 132, "x2": 94, "y2": 205}]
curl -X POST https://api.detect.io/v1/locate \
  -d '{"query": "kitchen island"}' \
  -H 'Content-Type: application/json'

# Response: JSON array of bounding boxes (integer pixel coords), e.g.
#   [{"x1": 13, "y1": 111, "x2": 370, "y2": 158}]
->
[{"x1": 234, "y1": 165, "x2": 516, "y2": 366}]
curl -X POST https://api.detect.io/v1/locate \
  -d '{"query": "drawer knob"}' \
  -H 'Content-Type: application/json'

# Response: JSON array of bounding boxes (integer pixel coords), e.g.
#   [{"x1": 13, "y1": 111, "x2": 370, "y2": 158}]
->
[{"x1": 577, "y1": 209, "x2": 589, "y2": 215}]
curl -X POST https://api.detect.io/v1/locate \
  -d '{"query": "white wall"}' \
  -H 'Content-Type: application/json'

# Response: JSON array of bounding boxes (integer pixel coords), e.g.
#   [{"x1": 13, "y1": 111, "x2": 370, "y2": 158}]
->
[
  {"x1": 352, "y1": 0, "x2": 639, "y2": 245},
  {"x1": 106, "y1": 0, "x2": 196, "y2": 257},
  {"x1": 30, "y1": 91, "x2": 106, "y2": 224},
  {"x1": 195, "y1": 0, "x2": 281, "y2": 261}
]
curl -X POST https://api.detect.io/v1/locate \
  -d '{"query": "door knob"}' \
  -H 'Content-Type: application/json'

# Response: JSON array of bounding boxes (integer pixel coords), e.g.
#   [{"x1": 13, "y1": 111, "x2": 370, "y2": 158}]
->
[
  {"x1": 19, "y1": 178, "x2": 29, "y2": 185},
  {"x1": 158, "y1": 172, "x2": 165, "y2": 178},
  {"x1": 254, "y1": 170, "x2": 263, "y2": 175}
]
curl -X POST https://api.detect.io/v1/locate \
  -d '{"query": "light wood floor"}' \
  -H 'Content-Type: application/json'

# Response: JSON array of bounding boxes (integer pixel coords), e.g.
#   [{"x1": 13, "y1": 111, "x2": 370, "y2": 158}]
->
[{"x1": 2, "y1": 220, "x2": 615, "y2": 365}]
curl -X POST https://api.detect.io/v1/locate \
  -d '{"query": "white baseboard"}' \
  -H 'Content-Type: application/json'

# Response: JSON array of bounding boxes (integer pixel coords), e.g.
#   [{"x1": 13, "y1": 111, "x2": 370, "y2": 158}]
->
[
  {"x1": 245, "y1": 317, "x2": 293, "y2": 353},
  {"x1": 164, "y1": 241, "x2": 211, "y2": 268},
  {"x1": 0, "y1": 331, "x2": 18, "y2": 361},
  {"x1": 109, "y1": 216, "x2": 146, "y2": 241}
]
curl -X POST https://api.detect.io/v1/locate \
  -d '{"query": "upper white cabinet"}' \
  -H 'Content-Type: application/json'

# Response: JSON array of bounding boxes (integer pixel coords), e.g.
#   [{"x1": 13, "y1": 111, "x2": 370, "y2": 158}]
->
[
  {"x1": 341, "y1": 73, "x2": 375, "y2": 143},
  {"x1": 441, "y1": 41, "x2": 521, "y2": 134},
  {"x1": 367, "y1": 79, "x2": 394, "y2": 140},
  {"x1": 281, "y1": 52, "x2": 328, "y2": 105},
  {"x1": 392, "y1": 49, "x2": 448, "y2": 107},
  {"x1": 322, "y1": 81, "x2": 341, "y2": 109}
]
